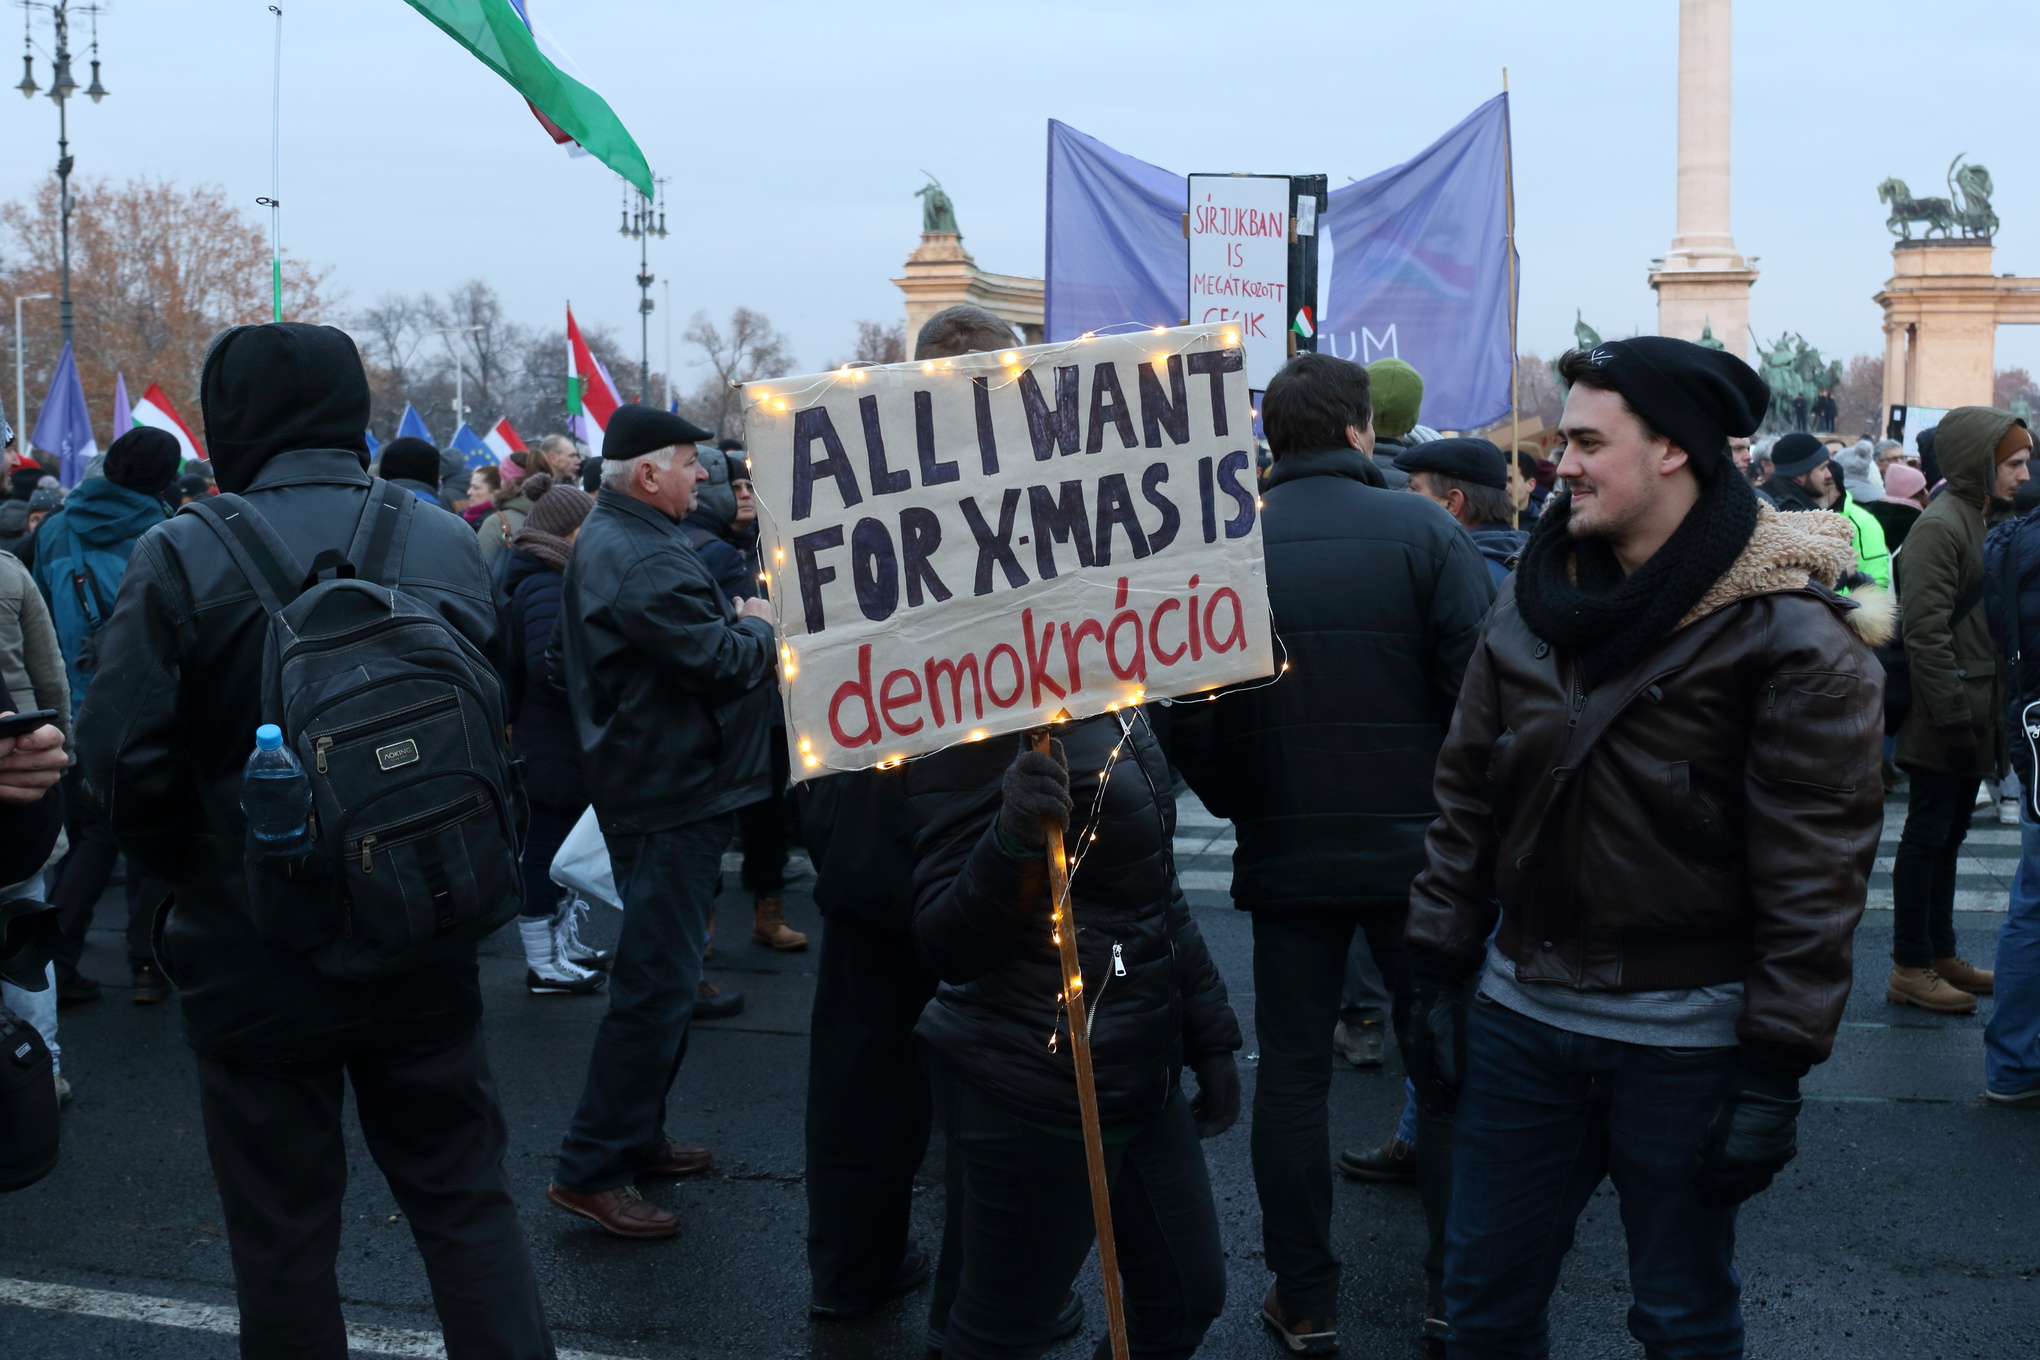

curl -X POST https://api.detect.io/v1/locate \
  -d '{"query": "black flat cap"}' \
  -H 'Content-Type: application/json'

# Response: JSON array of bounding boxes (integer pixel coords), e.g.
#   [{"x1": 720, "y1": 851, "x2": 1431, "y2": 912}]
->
[
  {"x1": 1394, "y1": 437, "x2": 1508, "y2": 490},
  {"x1": 1583, "y1": 336, "x2": 1768, "y2": 484},
  {"x1": 603, "y1": 404, "x2": 715, "y2": 463},
  {"x1": 1769, "y1": 432, "x2": 1830, "y2": 479}
]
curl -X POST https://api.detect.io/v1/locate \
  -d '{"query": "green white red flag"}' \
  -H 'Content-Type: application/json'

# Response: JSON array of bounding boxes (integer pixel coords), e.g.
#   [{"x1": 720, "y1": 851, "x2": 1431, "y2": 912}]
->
[{"x1": 565, "y1": 306, "x2": 620, "y2": 446}]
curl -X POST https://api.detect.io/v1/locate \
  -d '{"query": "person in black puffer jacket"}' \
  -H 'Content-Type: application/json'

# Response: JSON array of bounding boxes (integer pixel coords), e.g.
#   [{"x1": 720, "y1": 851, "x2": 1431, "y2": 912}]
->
[
  {"x1": 500, "y1": 478, "x2": 603, "y2": 995},
  {"x1": 908, "y1": 711, "x2": 1241, "y2": 1360},
  {"x1": 1171, "y1": 352, "x2": 1494, "y2": 1350}
]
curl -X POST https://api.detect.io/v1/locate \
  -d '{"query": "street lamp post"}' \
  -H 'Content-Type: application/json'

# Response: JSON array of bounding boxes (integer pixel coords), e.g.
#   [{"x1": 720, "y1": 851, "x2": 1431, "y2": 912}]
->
[
  {"x1": 618, "y1": 177, "x2": 667, "y2": 403},
  {"x1": 433, "y1": 325, "x2": 484, "y2": 435},
  {"x1": 13, "y1": 293, "x2": 54, "y2": 445},
  {"x1": 18, "y1": 2, "x2": 110, "y2": 355}
]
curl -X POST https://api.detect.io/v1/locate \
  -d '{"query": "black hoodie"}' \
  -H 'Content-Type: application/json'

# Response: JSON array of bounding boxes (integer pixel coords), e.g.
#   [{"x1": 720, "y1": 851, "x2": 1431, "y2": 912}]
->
[
  {"x1": 77, "y1": 323, "x2": 501, "y2": 1064},
  {"x1": 200, "y1": 322, "x2": 371, "y2": 493}
]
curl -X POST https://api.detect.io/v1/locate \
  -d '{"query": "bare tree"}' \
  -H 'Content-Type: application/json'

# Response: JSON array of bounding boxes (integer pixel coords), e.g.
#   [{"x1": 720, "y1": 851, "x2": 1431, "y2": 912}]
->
[
  {"x1": 1834, "y1": 354, "x2": 1886, "y2": 440},
  {"x1": 1513, "y1": 353, "x2": 1566, "y2": 430},
  {"x1": 827, "y1": 319, "x2": 905, "y2": 369},
  {"x1": 682, "y1": 307, "x2": 796, "y2": 438}
]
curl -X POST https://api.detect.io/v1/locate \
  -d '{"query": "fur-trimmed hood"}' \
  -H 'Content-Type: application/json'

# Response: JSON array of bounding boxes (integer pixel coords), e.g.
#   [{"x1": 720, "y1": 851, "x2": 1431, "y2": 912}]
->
[{"x1": 1681, "y1": 501, "x2": 1896, "y2": 645}]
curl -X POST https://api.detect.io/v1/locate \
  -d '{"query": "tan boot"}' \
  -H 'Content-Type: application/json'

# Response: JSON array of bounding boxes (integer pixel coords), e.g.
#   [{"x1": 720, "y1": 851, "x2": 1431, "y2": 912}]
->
[
  {"x1": 1887, "y1": 965, "x2": 1978, "y2": 1014},
  {"x1": 1933, "y1": 955, "x2": 1995, "y2": 995},
  {"x1": 751, "y1": 896, "x2": 808, "y2": 951}
]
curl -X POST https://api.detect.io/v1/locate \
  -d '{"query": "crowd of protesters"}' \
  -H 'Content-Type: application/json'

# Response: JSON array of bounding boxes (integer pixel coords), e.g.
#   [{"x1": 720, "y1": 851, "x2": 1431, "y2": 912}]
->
[{"x1": 0, "y1": 304, "x2": 2032, "y2": 1360}]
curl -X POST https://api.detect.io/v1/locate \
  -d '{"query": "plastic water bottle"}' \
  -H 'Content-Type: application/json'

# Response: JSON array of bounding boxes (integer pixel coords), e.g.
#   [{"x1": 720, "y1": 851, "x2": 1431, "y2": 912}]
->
[{"x1": 242, "y1": 724, "x2": 312, "y2": 859}]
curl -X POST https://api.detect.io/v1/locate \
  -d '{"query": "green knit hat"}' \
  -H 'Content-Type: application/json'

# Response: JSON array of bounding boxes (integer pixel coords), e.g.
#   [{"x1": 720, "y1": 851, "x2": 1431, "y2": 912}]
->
[{"x1": 1367, "y1": 358, "x2": 1424, "y2": 438}]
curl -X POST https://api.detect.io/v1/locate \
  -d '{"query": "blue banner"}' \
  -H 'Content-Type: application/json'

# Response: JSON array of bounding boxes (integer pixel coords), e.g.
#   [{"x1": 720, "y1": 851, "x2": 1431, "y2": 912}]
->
[{"x1": 1044, "y1": 96, "x2": 1515, "y2": 430}]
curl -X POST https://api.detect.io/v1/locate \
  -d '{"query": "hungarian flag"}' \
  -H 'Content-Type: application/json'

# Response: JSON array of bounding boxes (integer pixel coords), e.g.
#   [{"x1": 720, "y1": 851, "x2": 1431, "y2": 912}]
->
[
  {"x1": 566, "y1": 306, "x2": 620, "y2": 447},
  {"x1": 401, "y1": 0, "x2": 652, "y2": 197},
  {"x1": 133, "y1": 383, "x2": 203, "y2": 465},
  {"x1": 484, "y1": 416, "x2": 528, "y2": 476}
]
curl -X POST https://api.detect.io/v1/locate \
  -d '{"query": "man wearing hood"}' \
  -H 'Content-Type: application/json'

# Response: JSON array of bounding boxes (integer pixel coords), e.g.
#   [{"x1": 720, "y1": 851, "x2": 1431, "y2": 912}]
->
[
  {"x1": 1405, "y1": 338, "x2": 1886, "y2": 1356},
  {"x1": 74, "y1": 323, "x2": 554, "y2": 1357},
  {"x1": 1890, "y1": 407, "x2": 2034, "y2": 1014},
  {"x1": 35, "y1": 427, "x2": 174, "y2": 1003}
]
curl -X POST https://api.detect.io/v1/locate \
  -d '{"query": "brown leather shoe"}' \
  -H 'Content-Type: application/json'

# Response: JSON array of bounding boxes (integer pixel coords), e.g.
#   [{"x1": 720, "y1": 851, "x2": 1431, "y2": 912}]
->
[
  {"x1": 751, "y1": 896, "x2": 808, "y2": 950},
  {"x1": 1933, "y1": 955, "x2": 1995, "y2": 995},
  {"x1": 546, "y1": 1183, "x2": 679, "y2": 1238},
  {"x1": 1887, "y1": 965, "x2": 1978, "y2": 1014},
  {"x1": 638, "y1": 1138, "x2": 713, "y2": 1179},
  {"x1": 1261, "y1": 1282, "x2": 1337, "y2": 1355}
]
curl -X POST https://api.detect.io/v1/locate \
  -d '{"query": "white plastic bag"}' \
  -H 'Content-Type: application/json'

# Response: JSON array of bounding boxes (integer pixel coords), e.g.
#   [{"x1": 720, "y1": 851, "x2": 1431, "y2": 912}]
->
[{"x1": 549, "y1": 806, "x2": 620, "y2": 910}]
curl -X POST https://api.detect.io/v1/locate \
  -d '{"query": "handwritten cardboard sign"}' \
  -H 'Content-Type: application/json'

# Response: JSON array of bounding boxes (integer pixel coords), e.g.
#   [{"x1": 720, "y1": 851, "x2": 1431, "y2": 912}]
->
[
  {"x1": 742, "y1": 323, "x2": 1274, "y2": 778},
  {"x1": 1187, "y1": 174, "x2": 1292, "y2": 389}
]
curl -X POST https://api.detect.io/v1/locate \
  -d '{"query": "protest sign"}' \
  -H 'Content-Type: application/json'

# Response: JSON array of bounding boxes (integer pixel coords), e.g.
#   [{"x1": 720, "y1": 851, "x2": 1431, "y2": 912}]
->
[
  {"x1": 742, "y1": 323, "x2": 1274, "y2": 778},
  {"x1": 1187, "y1": 175, "x2": 1292, "y2": 389}
]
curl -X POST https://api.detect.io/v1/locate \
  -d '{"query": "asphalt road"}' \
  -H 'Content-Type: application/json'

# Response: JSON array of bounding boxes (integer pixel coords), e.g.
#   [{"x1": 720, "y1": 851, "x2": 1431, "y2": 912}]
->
[{"x1": 1, "y1": 786, "x2": 2036, "y2": 1359}]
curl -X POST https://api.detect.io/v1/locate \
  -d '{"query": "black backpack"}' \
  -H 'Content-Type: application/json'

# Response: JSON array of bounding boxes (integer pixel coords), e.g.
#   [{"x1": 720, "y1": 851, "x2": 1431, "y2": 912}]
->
[{"x1": 185, "y1": 481, "x2": 527, "y2": 980}]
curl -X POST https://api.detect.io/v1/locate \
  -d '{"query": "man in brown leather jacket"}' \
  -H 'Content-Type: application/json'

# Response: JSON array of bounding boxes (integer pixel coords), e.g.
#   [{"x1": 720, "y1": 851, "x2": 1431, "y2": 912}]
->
[{"x1": 1402, "y1": 337, "x2": 1887, "y2": 1357}]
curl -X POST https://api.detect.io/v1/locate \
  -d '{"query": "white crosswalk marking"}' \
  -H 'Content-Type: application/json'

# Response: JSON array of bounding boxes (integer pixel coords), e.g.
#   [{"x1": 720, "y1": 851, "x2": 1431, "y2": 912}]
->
[{"x1": 0, "y1": 1277, "x2": 634, "y2": 1360}]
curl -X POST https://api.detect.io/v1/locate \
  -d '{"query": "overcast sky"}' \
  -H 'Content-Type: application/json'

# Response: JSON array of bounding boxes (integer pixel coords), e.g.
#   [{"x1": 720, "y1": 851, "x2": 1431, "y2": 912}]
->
[{"x1": 8, "y1": 0, "x2": 2039, "y2": 397}]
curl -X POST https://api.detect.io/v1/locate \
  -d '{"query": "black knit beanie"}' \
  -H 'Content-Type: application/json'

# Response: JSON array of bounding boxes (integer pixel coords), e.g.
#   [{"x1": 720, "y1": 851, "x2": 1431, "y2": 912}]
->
[
  {"x1": 1580, "y1": 337, "x2": 1769, "y2": 484},
  {"x1": 104, "y1": 427, "x2": 183, "y2": 495}
]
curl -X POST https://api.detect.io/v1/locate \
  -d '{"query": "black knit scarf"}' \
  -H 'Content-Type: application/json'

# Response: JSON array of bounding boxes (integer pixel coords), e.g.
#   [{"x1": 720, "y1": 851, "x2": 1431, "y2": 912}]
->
[{"x1": 1514, "y1": 470, "x2": 1759, "y2": 686}]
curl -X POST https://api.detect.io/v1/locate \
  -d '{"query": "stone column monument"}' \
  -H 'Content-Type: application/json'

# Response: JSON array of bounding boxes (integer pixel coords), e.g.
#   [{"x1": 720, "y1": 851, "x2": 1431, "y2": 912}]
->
[{"x1": 1648, "y1": 0, "x2": 1759, "y2": 359}]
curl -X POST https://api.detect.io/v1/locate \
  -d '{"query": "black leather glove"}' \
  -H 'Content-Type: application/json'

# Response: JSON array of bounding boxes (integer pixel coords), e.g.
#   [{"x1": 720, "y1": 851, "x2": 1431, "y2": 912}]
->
[
  {"x1": 1402, "y1": 950, "x2": 1473, "y2": 1116},
  {"x1": 993, "y1": 739, "x2": 1071, "y2": 856},
  {"x1": 1694, "y1": 1050, "x2": 1805, "y2": 1208},
  {"x1": 1189, "y1": 1054, "x2": 1241, "y2": 1138},
  {"x1": 1938, "y1": 724, "x2": 1980, "y2": 776}
]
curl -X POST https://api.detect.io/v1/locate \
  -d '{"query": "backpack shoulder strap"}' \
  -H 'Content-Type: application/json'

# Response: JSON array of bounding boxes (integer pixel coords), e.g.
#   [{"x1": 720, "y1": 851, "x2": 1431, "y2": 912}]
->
[
  {"x1": 343, "y1": 478, "x2": 415, "y2": 588},
  {"x1": 180, "y1": 493, "x2": 307, "y2": 618}
]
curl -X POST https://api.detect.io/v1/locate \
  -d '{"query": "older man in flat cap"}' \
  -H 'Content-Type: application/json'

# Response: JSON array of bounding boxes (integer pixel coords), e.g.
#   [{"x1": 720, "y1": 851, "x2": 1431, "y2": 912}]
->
[
  {"x1": 545, "y1": 405, "x2": 778, "y2": 1238},
  {"x1": 1405, "y1": 337, "x2": 1887, "y2": 1356},
  {"x1": 1396, "y1": 436, "x2": 1529, "y2": 586}
]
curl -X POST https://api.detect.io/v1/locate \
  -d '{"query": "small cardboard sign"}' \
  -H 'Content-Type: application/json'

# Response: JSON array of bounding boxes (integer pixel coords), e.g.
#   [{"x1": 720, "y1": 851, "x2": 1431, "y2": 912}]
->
[{"x1": 742, "y1": 324, "x2": 1275, "y2": 778}]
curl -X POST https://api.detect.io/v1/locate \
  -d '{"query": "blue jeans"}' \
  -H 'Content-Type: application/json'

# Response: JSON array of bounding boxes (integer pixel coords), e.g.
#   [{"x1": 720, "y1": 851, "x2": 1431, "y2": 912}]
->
[
  {"x1": 1445, "y1": 997, "x2": 1743, "y2": 1360},
  {"x1": 1986, "y1": 813, "x2": 2040, "y2": 1096},
  {"x1": 552, "y1": 815, "x2": 729, "y2": 1192}
]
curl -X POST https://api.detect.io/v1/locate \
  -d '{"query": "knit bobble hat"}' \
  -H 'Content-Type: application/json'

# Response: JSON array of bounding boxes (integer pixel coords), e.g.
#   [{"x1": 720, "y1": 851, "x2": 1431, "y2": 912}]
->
[{"x1": 524, "y1": 482, "x2": 593, "y2": 538}]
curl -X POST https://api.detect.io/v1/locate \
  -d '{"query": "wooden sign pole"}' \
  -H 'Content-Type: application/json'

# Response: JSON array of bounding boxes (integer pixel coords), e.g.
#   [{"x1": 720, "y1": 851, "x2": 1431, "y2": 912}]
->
[{"x1": 1033, "y1": 729, "x2": 1130, "y2": 1360}]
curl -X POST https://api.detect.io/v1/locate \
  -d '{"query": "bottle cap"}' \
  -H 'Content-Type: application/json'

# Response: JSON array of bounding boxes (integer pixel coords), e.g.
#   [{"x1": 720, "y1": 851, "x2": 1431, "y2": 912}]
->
[{"x1": 255, "y1": 724, "x2": 283, "y2": 751}]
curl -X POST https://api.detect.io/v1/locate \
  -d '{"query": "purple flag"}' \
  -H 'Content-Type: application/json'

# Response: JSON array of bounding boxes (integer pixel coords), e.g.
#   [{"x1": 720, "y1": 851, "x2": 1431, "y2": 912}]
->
[
  {"x1": 112, "y1": 371, "x2": 132, "y2": 438},
  {"x1": 1044, "y1": 96, "x2": 1516, "y2": 429},
  {"x1": 31, "y1": 342, "x2": 98, "y2": 488},
  {"x1": 1318, "y1": 95, "x2": 1515, "y2": 431}
]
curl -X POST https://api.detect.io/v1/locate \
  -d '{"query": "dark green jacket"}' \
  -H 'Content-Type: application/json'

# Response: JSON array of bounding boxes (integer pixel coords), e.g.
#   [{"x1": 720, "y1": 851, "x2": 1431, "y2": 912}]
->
[{"x1": 1895, "y1": 406, "x2": 2026, "y2": 778}]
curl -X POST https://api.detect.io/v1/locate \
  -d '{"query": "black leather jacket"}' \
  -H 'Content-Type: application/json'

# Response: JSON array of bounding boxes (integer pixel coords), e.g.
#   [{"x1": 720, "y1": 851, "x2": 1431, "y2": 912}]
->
[
  {"x1": 547, "y1": 489, "x2": 777, "y2": 835},
  {"x1": 75, "y1": 449, "x2": 501, "y2": 1063},
  {"x1": 908, "y1": 713, "x2": 1241, "y2": 1129}
]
